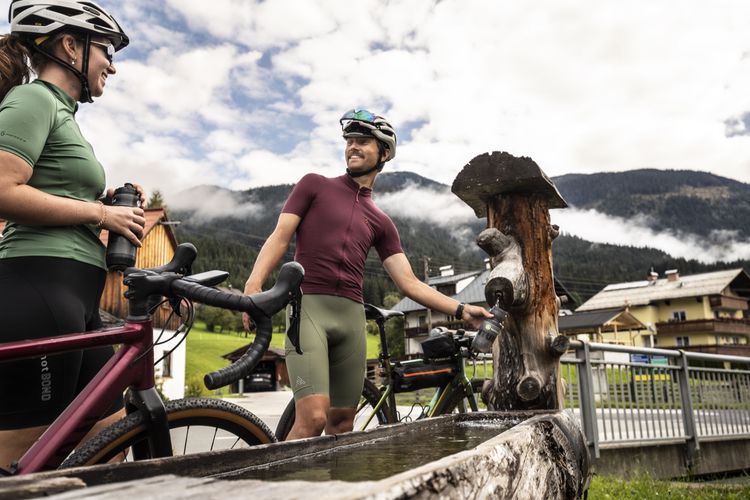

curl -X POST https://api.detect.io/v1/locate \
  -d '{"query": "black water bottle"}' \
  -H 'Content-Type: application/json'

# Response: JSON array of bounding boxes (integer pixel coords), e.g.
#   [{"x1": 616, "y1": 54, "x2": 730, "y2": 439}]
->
[
  {"x1": 471, "y1": 304, "x2": 509, "y2": 354},
  {"x1": 106, "y1": 183, "x2": 139, "y2": 271}
]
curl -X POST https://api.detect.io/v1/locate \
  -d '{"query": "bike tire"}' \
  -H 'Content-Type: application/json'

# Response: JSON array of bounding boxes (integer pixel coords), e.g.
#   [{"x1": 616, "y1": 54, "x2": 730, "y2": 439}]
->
[
  {"x1": 435, "y1": 379, "x2": 483, "y2": 416},
  {"x1": 61, "y1": 397, "x2": 276, "y2": 468},
  {"x1": 275, "y1": 378, "x2": 391, "y2": 440}
]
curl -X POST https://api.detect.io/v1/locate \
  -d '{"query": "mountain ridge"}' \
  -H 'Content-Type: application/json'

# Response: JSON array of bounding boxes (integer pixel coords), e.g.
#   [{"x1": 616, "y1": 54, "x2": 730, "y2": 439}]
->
[{"x1": 170, "y1": 168, "x2": 750, "y2": 304}]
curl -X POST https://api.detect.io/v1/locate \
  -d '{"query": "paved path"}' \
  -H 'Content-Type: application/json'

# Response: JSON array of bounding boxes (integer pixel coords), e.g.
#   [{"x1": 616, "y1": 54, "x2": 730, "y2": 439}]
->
[{"x1": 224, "y1": 390, "x2": 293, "y2": 433}]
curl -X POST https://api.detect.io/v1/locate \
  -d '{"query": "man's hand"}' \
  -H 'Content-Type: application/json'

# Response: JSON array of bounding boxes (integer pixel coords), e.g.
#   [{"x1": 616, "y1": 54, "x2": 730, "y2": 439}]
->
[
  {"x1": 242, "y1": 285, "x2": 262, "y2": 331},
  {"x1": 462, "y1": 304, "x2": 493, "y2": 330}
]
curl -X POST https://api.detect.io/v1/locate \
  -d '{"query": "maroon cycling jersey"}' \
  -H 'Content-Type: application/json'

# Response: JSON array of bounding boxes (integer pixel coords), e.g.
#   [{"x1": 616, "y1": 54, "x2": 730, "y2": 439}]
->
[{"x1": 282, "y1": 173, "x2": 403, "y2": 303}]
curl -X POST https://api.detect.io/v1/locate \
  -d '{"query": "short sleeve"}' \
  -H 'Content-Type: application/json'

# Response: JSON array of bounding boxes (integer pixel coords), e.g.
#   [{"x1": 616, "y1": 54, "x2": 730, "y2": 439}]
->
[
  {"x1": 375, "y1": 214, "x2": 403, "y2": 261},
  {"x1": 0, "y1": 84, "x2": 56, "y2": 167},
  {"x1": 281, "y1": 173, "x2": 320, "y2": 218}
]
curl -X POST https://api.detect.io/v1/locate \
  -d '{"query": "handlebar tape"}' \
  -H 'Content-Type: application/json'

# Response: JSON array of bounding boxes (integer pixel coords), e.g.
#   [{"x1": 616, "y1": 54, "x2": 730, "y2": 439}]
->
[{"x1": 171, "y1": 261, "x2": 304, "y2": 390}]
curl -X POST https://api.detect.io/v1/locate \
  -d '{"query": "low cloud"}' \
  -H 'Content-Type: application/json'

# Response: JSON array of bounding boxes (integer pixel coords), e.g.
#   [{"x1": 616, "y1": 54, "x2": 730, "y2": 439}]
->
[
  {"x1": 551, "y1": 208, "x2": 750, "y2": 263},
  {"x1": 168, "y1": 186, "x2": 262, "y2": 222},
  {"x1": 376, "y1": 183, "x2": 476, "y2": 227}
]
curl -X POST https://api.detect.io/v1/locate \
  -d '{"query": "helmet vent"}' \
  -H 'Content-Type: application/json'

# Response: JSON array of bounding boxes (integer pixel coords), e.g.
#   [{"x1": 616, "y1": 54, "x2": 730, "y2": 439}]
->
[
  {"x1": 19, "y1": 14, "x2": 53, "y2": 26},
  {"x1": 48, "y1": 6, "x2": 84, "y2": 17},
  {"x1": 80, "y1": 3, "x2": 103, "y2": 15}
]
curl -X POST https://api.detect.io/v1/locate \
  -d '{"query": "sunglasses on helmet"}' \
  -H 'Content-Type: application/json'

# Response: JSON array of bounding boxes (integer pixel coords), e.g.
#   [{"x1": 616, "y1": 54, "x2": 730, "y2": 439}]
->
[
  {"x1": 340, "y1": 109, "x2": 378, "y2": 125},
  {"x1": 90, "y1": 40, "x2": 115, "y2": 65}
]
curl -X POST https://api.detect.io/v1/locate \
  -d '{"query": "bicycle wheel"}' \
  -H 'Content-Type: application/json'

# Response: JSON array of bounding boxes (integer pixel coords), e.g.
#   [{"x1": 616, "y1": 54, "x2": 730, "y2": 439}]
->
[
  {"x1": 275, "y1": 378, "x2": 392, "y2": 440},
  {"x1": 61, "y1": 397, "x2": 275, "y2": 467},
  {"x1": 434, "y1": 379, "x2": 483, "y2": 416}
]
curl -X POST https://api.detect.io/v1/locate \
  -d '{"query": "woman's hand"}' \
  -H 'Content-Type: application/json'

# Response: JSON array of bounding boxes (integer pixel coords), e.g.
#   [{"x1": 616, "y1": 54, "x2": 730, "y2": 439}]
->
[
  {"x1": 104, "y1": 183, "x2": 147, "y2": 207},
  {"x1": 100, "y1": 203, "x2": 146, "y2": 247}
]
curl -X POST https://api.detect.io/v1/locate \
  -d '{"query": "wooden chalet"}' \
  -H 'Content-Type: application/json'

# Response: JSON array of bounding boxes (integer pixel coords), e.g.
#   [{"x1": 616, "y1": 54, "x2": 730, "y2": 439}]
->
[{"x1": 100, "y1": 208, "x2": 179, "y2": 329}]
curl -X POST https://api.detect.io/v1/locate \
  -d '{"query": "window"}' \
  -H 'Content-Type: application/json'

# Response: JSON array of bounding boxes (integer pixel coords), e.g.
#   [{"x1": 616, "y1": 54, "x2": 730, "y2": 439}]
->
[
  {"x1": 162, "y1": 352, "x2": 172, "y2": 378},
  {"x1": 672, "y1": 311, "x2": 686, "y2": 321},
  {"x1": 418, "y1": 315, "x2": 426, "y2": 326},
  {"x1": 676, "y1": 336, "x2": 690, "y2": 347}
]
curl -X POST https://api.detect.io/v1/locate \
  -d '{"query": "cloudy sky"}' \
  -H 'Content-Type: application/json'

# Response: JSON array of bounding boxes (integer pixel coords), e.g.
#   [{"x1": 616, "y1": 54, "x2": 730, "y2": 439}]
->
[{"x1": 5, "y1": 0, "x2": 750, "y2": 262}]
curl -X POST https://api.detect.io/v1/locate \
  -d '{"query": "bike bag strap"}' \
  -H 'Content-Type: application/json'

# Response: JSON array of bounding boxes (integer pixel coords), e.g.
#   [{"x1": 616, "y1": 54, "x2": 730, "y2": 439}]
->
[{"x1": 171, "y1": 261, "x2": 304, "y2": 390}]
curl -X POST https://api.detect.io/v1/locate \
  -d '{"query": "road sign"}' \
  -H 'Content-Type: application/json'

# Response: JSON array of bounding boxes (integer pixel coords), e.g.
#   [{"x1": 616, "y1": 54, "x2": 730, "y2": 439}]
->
[
  {"x1": 651, "y1": 356, "x2": 669, "y2": 366},
  {"x1": 630, "y1": 354, "x2": 650, "y2": 364}
]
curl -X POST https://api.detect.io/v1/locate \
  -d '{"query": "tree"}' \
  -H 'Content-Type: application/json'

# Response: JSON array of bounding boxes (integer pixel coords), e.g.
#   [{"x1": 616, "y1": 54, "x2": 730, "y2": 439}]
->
[{"x1": 148, "y1": 189, "x2": 166, "y2": 209}]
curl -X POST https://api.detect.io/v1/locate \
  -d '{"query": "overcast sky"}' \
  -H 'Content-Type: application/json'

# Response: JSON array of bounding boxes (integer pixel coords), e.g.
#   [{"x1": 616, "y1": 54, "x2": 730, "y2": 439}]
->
[{"x1": 5, "y1": 0, "x2": 750, "y2": 262}]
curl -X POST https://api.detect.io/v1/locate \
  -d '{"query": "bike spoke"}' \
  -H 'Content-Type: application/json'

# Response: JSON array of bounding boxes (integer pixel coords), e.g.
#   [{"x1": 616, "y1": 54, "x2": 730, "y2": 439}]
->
[
  {"x1": 182, "y1": 426, "x2": 190, "y2": 454},
  {"x1": 211, "y1": 427, "x2": 219, "y2": 451}
]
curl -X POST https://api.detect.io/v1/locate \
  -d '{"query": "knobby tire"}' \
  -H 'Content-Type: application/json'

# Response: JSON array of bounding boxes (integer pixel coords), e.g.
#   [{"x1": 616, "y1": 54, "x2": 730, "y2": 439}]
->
[
  {"x1": 275, "y1": 378, "x2": 391, "y2": 440},
  {"x1": 61, "y1": 397, "x2": 275, "y2": 467}
]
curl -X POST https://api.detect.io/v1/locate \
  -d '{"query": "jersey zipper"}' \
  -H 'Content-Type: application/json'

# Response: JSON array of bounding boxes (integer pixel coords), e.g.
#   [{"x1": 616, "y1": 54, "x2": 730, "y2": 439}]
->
[{"x1": 334, "y1": 185, "x2": 363, "y2": 291}]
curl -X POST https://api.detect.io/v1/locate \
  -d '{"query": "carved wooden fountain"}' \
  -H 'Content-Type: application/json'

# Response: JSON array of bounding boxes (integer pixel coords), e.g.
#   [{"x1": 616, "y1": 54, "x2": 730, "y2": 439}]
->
[{"x1": 452, "y1": 151, "x2": 571, "y2": 411}]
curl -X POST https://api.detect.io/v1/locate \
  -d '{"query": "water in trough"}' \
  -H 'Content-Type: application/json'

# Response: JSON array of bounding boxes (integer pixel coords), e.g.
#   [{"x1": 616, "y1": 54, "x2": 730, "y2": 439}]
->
[{"x1": 219, "y1": 419, "x2": 519, "y2": 482}]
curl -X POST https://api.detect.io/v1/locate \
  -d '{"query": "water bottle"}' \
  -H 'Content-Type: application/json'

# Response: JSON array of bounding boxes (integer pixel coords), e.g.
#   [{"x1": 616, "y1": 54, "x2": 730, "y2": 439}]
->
[
  {"x1": 471, "y1": 304, "x2": 509, "y2": 354},
  {"x1": 106, "y1": 183, "x2": 139, "y2": 271}
]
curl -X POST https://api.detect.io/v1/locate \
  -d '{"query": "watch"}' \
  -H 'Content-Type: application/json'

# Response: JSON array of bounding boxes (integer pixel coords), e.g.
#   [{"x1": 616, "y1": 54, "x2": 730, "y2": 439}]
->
[{"x1": 455, "y1": 302, "x2": 465, "y2": 319}]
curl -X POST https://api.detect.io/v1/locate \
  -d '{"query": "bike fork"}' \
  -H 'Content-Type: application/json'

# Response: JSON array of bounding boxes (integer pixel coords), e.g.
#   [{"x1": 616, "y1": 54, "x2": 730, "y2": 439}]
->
[{"x1": 126, "y1": 388, "x2": 172, "y2": 458}]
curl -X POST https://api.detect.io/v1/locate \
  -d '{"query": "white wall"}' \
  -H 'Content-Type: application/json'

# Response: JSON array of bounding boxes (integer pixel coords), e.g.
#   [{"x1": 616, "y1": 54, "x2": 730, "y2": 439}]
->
[{"x1": 153, "y1": 329, "x2": 186, "y2": 400}]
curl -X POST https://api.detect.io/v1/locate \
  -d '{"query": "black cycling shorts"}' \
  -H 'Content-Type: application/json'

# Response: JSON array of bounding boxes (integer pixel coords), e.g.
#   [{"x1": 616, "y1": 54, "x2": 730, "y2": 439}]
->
[{"x1": 0, "y1": 257, "x2": 123, "y2": 430}]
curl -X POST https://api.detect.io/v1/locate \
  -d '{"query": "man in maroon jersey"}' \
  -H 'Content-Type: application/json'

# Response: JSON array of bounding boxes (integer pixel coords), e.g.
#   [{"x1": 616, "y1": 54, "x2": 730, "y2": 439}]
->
[{"x1": 244, "y1": 109, "x2": 491, "y2": 440}]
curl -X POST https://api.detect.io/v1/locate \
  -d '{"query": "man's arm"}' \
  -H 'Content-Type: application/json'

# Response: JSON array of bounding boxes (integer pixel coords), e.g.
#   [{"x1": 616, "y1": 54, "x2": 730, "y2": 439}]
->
[
  {"x1": 242, "y1": 213, "x2": 301, "y2": 331},
  {"x1": 244, "y1": 212, "x2": 301, "y2": 295},
  {"x1": 382, "y1": 253, "x2": 491, "y2": 329}
]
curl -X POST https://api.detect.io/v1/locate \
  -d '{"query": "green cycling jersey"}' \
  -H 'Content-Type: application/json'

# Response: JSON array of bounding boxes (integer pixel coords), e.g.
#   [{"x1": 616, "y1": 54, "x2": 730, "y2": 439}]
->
[{"x1": 0, "y1": 80, "x2": 106, "y2": 269}]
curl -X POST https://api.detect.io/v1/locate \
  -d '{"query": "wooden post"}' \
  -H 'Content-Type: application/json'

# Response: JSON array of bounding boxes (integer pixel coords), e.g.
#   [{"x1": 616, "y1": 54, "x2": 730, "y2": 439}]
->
[{"x1": 452, "y1": 151, "x2": 570, "y2": 410}]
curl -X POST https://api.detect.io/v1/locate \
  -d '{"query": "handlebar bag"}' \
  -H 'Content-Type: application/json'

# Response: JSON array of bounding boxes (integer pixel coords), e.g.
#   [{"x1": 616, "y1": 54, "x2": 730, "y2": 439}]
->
[
  {"x1": 420, "y1": 333, "x2": 458, "y2": 359},
  {"x1": 392, "y1": 359, "x2": 457, "y2": 393}
]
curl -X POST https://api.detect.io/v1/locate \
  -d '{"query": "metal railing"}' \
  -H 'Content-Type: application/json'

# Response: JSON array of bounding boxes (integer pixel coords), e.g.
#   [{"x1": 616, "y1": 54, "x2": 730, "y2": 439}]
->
[{"x1": 466, "y1": 340, "x2": 750, "y2": 462}]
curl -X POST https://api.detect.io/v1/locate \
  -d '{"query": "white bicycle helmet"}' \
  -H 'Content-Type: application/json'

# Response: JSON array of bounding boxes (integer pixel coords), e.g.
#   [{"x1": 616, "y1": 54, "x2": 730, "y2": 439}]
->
[
  {"x1": 340, "y1": 109, "x2": 397, "y2": 161},
  {"x1": 8, "y1": 0, "x2": 128, "y2": 102},
  {"x1": 9, "y1": 0, "x2": 129, "y2": 50}
]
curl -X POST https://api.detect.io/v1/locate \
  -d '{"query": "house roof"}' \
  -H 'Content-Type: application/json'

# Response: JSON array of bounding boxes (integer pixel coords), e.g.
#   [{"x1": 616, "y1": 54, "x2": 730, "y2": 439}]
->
[
  {"x1": 428, "y1": 270, "x2": 482, "y2": 286},
  {"x1": 558, "y1": 308, "x2": 646, "y2": 334},
  {"x1": 1, "y1": 208, "x2": 175, "y2": 248},
  {"x1": 392, "y1": 268, "x2": 577, "y2": 313},
  {"x1": 577, "y1": 268, "x2": 750, "y2": 312}
]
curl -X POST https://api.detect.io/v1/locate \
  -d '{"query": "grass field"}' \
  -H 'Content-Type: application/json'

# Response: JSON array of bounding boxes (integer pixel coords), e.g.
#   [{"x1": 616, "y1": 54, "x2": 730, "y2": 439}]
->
[{"x1": 589, "y1": 474, "x2": 750, "y2": 499}]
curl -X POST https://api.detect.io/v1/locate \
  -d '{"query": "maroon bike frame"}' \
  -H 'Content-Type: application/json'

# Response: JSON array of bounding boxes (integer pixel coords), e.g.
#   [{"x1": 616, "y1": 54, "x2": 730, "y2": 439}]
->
[{"x1": 0, "y1": 319, "x2": 154, "y2": 474}]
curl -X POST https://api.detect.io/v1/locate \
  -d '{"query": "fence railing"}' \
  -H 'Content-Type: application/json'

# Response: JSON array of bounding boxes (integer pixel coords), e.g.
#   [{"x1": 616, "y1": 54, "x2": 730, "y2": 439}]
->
[{"x1": 466, "y1": 340, "x2": 750, "y2": 462}]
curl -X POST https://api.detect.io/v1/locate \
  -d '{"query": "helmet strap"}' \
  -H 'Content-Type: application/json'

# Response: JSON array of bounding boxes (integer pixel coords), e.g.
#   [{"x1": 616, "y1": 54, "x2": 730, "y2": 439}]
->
[
  {"x1": 28, "y1": 32, "x2": 94, "y2": 103},
  {"x1": 346, "y1": 164, "x2": 381, "y2": 178}
]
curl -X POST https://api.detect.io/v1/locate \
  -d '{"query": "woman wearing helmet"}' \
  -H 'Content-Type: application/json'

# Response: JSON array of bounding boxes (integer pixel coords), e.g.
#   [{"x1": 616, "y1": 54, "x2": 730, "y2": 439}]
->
[
  {"x1": 0, "y1": 1, "x2": 145, "y2": 468},
  {"x1": 243, "y1": 109, "x2": 491, "y2": 440}
]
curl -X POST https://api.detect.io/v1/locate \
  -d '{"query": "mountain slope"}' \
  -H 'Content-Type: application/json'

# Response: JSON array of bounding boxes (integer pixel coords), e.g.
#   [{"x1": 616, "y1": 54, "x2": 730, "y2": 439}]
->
[{"x1": 553, "y1": 169, "x2": 750, "y2": 239}]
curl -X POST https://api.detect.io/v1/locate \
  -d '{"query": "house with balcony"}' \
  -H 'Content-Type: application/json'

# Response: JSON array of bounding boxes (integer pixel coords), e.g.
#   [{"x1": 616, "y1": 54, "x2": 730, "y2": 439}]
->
[
  {"x1": 392, "y1": 263, "x2": 576, "y2": 355},
  {"x1": 569, "y1": 268, "x2": 750, "y2": 354}
]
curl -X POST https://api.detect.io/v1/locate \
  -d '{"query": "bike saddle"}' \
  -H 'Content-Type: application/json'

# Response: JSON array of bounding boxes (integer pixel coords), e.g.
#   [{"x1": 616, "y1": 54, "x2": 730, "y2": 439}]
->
[{"x1": 364, "y1": 303, "x2": 404, "y2": 322}]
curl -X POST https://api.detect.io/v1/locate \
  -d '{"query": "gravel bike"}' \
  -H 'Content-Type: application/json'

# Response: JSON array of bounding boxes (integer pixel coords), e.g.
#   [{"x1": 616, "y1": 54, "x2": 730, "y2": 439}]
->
[{"x1": 0, "y1": 243, "x2": 303, "y2": 474}]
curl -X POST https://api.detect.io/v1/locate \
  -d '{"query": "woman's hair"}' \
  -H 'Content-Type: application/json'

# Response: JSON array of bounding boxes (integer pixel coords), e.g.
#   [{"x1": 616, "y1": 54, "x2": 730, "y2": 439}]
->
[{"x1": 0, "y1": 33, "x2": 64, "y2": 102}]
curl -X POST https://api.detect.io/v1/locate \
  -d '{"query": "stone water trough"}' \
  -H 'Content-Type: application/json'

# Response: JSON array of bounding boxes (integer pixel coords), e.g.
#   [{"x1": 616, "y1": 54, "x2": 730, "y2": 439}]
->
[
  {"x1": 0, "y1": 411, "x2": 588, "y2": 500},
  {"x1": 0, "y1": 152, "x2": 591, "y2": 499}
]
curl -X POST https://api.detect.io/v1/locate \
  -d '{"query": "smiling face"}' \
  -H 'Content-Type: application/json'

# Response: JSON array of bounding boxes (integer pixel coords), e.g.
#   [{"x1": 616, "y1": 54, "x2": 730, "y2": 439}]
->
[
  {"x1": 86, "y1": 38, "x2": 116, "y2": 98},
  {"x1": 345, "y1": 137, "x2": 389, "y2": 173}
]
